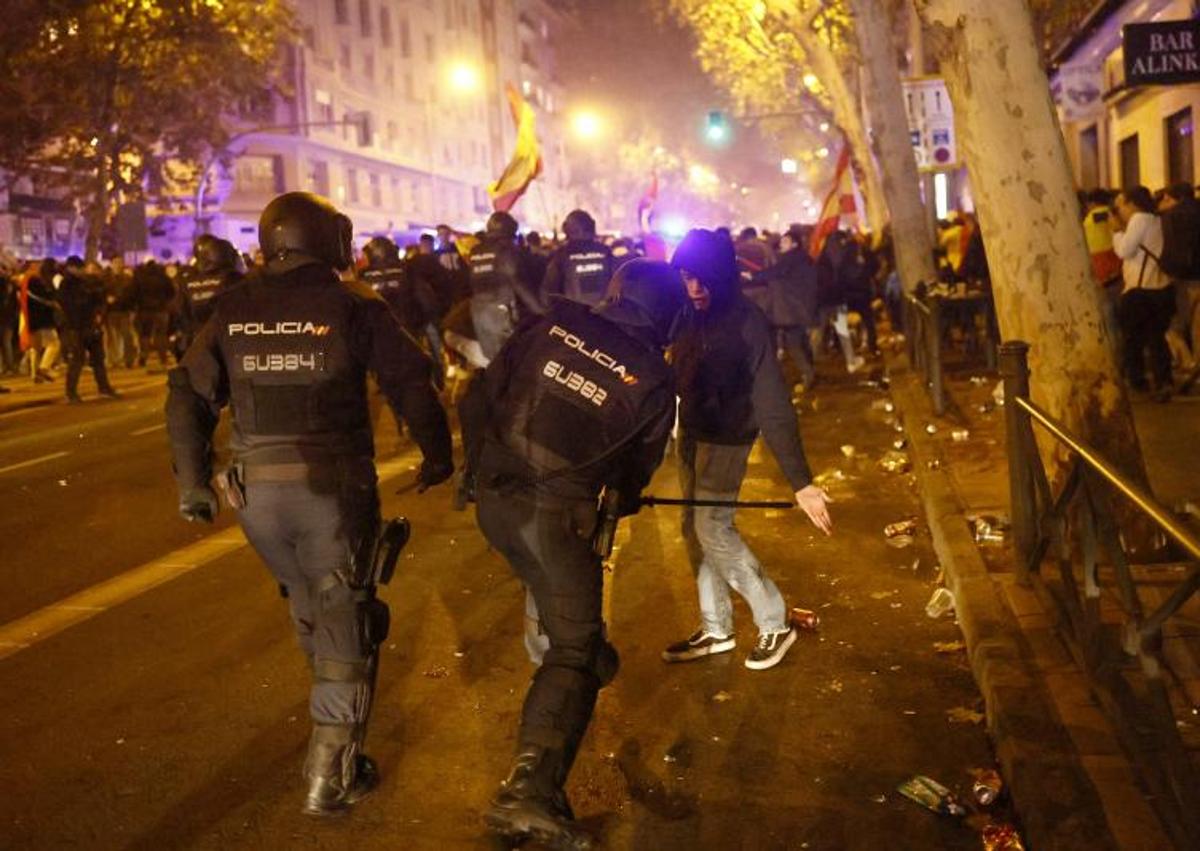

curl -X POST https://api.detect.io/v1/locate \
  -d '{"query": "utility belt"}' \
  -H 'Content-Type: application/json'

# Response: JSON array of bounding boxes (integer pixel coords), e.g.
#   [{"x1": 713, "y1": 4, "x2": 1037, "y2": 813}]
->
[{"x1": 215, "y1": 460, "x2": 410, "y2": 588}]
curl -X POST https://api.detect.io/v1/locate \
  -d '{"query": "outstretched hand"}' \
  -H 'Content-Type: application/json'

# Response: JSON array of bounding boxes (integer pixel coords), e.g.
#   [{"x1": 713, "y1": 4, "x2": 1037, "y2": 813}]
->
[{"x1": 795, "y1": 484, "x2": 833, "y2": 536}]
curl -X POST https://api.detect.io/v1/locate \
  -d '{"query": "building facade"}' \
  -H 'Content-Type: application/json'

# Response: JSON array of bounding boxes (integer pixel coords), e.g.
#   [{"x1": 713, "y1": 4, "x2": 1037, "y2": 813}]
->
[
  {"x1": 138, "y1": 0, "x2": 577, "y2": 259},
  {"x1": 1053, "y1": 0, "x2": 1200, "y2": 192}
]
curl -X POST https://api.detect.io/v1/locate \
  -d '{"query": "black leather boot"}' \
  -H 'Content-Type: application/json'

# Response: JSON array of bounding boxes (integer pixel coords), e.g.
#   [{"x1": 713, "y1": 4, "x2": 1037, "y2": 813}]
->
[
  {"x1": 301, "y1": 723, "x2": 379, "y2": 817},
  {"x1": 484, "y1": 746, "x2": 592, "y2": 850}
]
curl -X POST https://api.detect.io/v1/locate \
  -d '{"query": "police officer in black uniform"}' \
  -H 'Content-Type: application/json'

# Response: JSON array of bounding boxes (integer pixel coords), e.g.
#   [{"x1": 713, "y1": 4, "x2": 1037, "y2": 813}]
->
[
  {"x1": 164, "y1": 192, "x2": 453, "y2": 817},
  {"x1": 467, "y1": 210, "x2": 542, "y2": 362},
  {"x1": 465, "y1": 260, "x2": 685, "y2": 849},
  {"x1": 178, "y1": 235, "x2": 242, "y2": 346},
  {"x1": 541, "y1": 209, "x2": 614, "y2": 307}
]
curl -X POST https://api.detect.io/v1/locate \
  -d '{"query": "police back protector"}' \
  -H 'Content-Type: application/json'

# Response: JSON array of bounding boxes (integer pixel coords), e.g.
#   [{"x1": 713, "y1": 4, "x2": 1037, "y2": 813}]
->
[{"x1": 481, "y1": 300, "x2": 671, "y2": 500}]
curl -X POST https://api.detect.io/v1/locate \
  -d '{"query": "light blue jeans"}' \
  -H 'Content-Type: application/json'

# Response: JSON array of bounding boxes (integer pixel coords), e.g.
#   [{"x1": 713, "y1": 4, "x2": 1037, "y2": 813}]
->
[{"x1": 678, "y1": 437, "x2": 787, "y2": 636}]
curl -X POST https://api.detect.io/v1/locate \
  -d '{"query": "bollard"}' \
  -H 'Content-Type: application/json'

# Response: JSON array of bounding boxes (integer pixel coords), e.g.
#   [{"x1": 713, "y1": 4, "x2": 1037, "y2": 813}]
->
[{"x1": 1000, "y1": 341, "x2": 1037, "y2": 584}]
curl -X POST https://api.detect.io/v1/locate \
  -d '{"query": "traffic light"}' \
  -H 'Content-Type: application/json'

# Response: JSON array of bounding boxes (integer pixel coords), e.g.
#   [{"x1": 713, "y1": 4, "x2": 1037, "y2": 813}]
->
[{"x1": 705, "y1": 110, "x2": 730, "y2": 144}]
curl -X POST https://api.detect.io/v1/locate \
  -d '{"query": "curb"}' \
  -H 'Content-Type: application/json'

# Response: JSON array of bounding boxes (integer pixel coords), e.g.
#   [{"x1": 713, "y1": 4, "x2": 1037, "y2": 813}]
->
[{"x1": 887, "y1": 361, "x2": 1121, "y2": 851}]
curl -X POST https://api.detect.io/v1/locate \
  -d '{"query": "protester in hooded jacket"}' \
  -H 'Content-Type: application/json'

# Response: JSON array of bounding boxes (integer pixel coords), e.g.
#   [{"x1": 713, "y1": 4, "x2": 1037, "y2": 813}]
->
[{"x1": 664, "y1": 229, "x2": 833, "y2": 673}]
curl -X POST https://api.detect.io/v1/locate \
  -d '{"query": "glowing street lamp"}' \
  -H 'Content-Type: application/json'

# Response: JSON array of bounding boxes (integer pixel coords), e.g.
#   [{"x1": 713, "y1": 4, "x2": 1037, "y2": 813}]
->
[
  {"x1": 447, "y1": 61, "x2": 481, "y2": 93},
  {"x1": 802, "y1": 72, "x2": 820, "y2": 92},
  {"x1": 570, "y1": 109, "x2": 604, "y2": 141},
  {"x1": 781, "y1": 158, "x2": 798, "y2": 174}
]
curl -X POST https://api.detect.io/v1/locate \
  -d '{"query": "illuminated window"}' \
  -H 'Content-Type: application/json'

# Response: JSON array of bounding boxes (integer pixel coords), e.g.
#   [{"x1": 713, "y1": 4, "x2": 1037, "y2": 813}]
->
[
  {"x1": 1166, "y1": 107, "x2": 1194, "y2": 186},
  {"x1": 380, "y1": 7, "x2": 391, "y2": 46}
]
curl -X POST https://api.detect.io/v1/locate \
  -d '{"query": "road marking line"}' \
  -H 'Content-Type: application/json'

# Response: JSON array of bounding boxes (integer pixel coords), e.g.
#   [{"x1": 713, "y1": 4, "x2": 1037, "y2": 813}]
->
[
  {"x1": 0, "y1": 451, "x2": 70, "y2": 475},
  {"x1": 0, "y1": 530, "x2": 248, "y2": 661},
  {"x1": 130, "y1": 423, "x2": 166, "y2": 436},
  {"x1": 0, "y1": 449, "x2": 423, "y2": 662}
]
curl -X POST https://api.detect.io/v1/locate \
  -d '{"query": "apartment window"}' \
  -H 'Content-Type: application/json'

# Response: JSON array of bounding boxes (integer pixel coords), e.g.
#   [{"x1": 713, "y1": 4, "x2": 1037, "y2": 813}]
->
[
  {"x1": 363, "y1": 51, "x2": 374, "y2": 80},
  {"x1": 386, "y1": 120, "x2": 398, "y2": 149},
  {"x1": 400, "y1": 18, "x2": 411, "y2": 57},
  {"x1": 385, "y1": 63, "x2": 394, "y2": 91},
  {"x1": 347, "y1": 167, "x2": 360, "y2": 204},
  {"x1": 404, "y1": 71, "x2": 414, "y2": 100},
  {"x1": 380, "y1": 7, "x2": 392, "y2": 46},
  {"x1": 234, "y1": 155, "x2": 284, "y2": 195},
  {"x1": 1166, "y1": 107, "x2": 1194, "y2": 187},
  {"x1": 334, "y1": 0, "x2": 349, "y2": 25},
  {"x1": 314, "y1": 89, "x2": 334, "y2": 124},
  {"x1": 306, "y1": 160, "x2": 330, "y2": 196},
  {"x1": 339, "y1": 43, "x2": 351, "y2": 71},
  {"x1": 1119, "y1": 133, "x2": 1141, "y2": 189},
  {"x1": 426, "y1": 33, "x2": 435, "y2": 60},
  {"x1": 359, "y1": 0, "x2": 372, "y2": 37},
  {"x1": 369, "y1": 172, "x2": 382, "y2": 207},
  {"x1": 1079, "y1": 125, "x2": 1100, "y2": 190}
]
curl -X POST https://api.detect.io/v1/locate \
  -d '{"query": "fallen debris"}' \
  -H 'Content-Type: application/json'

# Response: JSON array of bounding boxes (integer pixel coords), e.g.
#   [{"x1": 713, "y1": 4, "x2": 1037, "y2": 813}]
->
[
  {"x1": 897, "y1": 775, "x2": 966, "y2": 817},
  {"x1": 925, "y1": 587, "x2": 956, "y2": 619}
]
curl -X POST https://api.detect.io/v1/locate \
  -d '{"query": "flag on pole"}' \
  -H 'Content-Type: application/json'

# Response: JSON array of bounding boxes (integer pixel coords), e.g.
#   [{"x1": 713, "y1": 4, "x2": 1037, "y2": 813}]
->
[
  {"x1": 637, "y1": 169, "x2": 659, "y2": 234},
  {"x1": 488, "y1": 83, "x2": 542, "y2": 213},
  {"x1": 808, "y1": 146, "x2": 857, "y2": 259}
]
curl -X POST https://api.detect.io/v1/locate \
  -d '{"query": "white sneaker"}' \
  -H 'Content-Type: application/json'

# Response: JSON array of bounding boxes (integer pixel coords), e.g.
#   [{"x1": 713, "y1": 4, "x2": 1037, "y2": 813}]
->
[{"x1": 662, "y1": 629, "x2": 736, "y2": 663}]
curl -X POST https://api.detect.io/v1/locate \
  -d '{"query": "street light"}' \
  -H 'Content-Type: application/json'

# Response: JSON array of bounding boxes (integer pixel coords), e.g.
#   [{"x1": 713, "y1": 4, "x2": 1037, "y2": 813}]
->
[
  {"x1": 570, "y1": 109, "x2": 604, "y2": 141},
  {"x1": 447, "y1": 61, "x2": 481, "y2": 93},
  {"x1": 781, "y1": 158, "x2": 798, "y2": 174},
  {"x1": 802, "y1": 72, "x2": 820, "y2": 91}
]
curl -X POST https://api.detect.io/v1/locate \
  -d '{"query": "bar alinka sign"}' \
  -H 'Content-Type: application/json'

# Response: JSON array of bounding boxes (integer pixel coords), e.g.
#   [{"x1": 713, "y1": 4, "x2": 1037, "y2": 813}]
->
[{"x1": 1124, "y1": 20, "x2": 1200, "y2": 86}]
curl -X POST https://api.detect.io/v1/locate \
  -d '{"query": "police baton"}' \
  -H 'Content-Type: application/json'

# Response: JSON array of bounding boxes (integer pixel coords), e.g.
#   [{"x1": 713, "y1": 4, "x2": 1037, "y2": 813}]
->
[{"x1": 641, "y1": 496, "x2": 794, "y2": 509}]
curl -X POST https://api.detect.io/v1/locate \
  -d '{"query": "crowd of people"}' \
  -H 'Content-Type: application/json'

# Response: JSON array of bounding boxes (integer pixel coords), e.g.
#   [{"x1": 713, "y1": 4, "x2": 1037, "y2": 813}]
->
[
  {"x1": 1082, "y1": 182, "x2": 1200, "y2": 402},
  {"x1": 0, "y1": 210, "x2": 907, "y2": 405}
]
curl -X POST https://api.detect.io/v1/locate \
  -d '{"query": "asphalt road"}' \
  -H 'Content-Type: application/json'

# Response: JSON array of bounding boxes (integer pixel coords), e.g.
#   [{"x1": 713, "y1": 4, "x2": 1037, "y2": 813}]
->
[{"x1": 0, "y1": 366, "x2": 1016, "y2": 850}]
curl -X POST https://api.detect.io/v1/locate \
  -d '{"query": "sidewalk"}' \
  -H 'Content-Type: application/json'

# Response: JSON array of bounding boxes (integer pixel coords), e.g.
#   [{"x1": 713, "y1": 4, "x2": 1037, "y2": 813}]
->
[
  {"x1": 0, "y1": 367, "x2": 167, "y2": 415},
  {"x1": 887, "y1": 343, "x2": 1200, "y2": 850}
]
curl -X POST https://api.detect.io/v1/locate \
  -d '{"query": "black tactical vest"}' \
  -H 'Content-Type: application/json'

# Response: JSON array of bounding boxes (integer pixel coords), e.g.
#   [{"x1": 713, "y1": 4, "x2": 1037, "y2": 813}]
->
[
  {"x1": 359, "y1": 265, "x2": 405, "y2": 309},
  {"x1": 183, "y1": 270, "x2": 236, "y2": 328},
  {"x1": 483, "y1": 300, "x2": 671, "y2": 487},
  {"x1": 215, "y1": 271, "x2": 371, "y2": 456},
  {"x1": 560, "y1": 240, "x2": 613, "y2": 306},
  {"x1": 468, "y1": 240, "x2": 518, "y2": 304}
]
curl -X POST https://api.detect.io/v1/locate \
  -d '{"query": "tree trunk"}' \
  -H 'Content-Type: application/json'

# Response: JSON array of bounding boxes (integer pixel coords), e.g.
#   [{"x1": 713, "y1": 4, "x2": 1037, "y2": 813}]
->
[
  {"x1": 914, "y1": 0, "x2": 1148, "y2": 489},
  {"x1": 851, "y1": 0, "x2": 938, "y2": 292},
  {"x1": 804, "y1": 36, "x2": 889, "y2": 234}
]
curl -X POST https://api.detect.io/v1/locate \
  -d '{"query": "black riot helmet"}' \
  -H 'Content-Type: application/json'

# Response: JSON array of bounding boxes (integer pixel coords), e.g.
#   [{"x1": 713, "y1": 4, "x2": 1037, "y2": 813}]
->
[
  {"x1": 595, "y1": 259, "x2": 686, "y2": 348},
  {"x1": 362, "y1": 236, "x2": 401, "y2": 268},
  {"x1": 562, "y1": 209, "x2": 596, "y2": 241},
  {"x1": 258, "y1": 192, "x2": 353, "y2": 274},
  {"x1": 193, "y1": 235, "x2": 240, "y2": 275},
  {"x1": 485, "y1": 210, "x2": 519, "y2": 242}
]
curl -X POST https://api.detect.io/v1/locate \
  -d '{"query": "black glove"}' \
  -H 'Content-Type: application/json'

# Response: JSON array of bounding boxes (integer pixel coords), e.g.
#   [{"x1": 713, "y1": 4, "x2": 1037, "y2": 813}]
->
[
  {"x1": 416, "y1": 460, "x2": 454, "y2": 493},
  {"x1": 179, "y1": 485, "x2": 219, "y2": 523}
]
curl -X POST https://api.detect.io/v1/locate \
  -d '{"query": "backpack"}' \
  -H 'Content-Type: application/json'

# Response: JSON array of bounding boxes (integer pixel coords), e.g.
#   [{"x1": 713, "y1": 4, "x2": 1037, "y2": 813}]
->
[{"x1": 1160, "y1": 202, "x2": 1200, "y2": 279}]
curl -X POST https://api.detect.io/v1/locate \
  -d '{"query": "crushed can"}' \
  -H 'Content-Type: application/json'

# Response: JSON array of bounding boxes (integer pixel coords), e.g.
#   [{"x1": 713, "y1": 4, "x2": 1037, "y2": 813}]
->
[
  {"x1": 790, "y1": 607, "x2": 820, "y2": 631},
  {"x1": 970, "y1": 768, "x2": 1004, "y2": 806},
  {"x1": 982, "y1": 823, "x2": 1026, "y2": 851},
  {"x1": 885, "y1": 518, "x2": 919, "y2": 538}
]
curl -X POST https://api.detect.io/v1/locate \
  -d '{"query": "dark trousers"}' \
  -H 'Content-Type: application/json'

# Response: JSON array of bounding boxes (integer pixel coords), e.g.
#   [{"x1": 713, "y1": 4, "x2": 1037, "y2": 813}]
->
[
  {"x1": 237, "y1": 472, "x2": 384, "y2": 728},
  {"x1": 62, "y1": 329, "x2": 113, "y2": 396},
  {"x1": 135, "y1": 309, "x2": 170, "y2": 367},
  {"x1": 476, "y1": 487, "x2": 616, "y2": 782},
  {"x1": 1118, "y1": 287, "x2": 1175, "y2": 390},
  {"x1": 779, "y1": 325, "x2": 815, "y2": 387}
]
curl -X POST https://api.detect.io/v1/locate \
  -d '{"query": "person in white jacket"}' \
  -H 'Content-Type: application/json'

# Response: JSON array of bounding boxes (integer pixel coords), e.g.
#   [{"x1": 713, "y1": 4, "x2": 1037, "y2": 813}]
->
[{"x1": 1112, "y1": 185, "x2": 1174, "y2": 400}]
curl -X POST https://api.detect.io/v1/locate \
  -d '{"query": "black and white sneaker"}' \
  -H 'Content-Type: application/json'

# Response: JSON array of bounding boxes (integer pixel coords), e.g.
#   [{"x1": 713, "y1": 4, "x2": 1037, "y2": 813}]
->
[
  {"x1": 744, "y1": 627, "x2": 797, "y2": 670},
  {"x1": 661, "y1": 629, "x2": 736, "y2": 663}
]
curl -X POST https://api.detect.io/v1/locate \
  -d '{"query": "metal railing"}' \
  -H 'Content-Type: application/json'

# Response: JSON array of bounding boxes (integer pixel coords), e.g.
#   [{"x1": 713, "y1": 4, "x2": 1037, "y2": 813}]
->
[
  {"x1": 903, "y1": 292, "x2": 946, "y2": 415},
  {"x1": 1001, "y1": 340, "x2": 1200, "y2": 849}
]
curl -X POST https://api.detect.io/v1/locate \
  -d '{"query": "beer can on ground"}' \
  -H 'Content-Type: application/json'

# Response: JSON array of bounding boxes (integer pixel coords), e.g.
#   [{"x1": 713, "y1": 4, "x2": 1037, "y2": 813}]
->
[{"x1": 790, "y1": 607, "x2": 820, "y2": 631}]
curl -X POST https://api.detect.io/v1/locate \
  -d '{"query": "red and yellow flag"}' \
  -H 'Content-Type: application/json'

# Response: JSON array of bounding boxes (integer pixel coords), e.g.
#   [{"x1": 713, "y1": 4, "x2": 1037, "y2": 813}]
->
[
  {"x1": 808, "y1": 146, "x2": 857, "y2": 259},
  {"x1": 488, "y1": 84, "x2": 542, "y2": 213}
]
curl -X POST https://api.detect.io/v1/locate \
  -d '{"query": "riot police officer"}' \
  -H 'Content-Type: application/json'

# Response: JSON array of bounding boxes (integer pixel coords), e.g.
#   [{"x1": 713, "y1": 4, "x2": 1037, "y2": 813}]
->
[
  {"x1": 465, "y1": 260, "x2": 685, "y2": 849},
  {"x1": 466, "y1": 211, "x2": 542, "y2": 362},
  {"x1": 178, "y1": 235, "x2": 242, "y2": 348},
  {"x1": 541, "y1": 209, "x2": 614, "y2": 307},
  {"x1": 360, "y1": 235, "x2": 441, "y2": 341},
  {"x1": 164, "y1": 192, "x2": 453, "y2": 816}
]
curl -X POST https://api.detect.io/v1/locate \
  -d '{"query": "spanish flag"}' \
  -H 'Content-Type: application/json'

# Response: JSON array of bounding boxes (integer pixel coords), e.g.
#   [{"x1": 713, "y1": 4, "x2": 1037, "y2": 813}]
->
[
  {"x1": 808, "y1": 146, "x2": 857, "y2": 259},
  {"x1": 488, "y1": 84, "x2": 542, "y2": 213}
]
